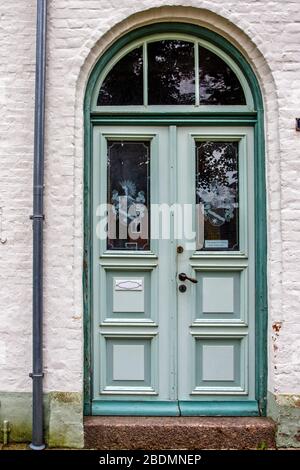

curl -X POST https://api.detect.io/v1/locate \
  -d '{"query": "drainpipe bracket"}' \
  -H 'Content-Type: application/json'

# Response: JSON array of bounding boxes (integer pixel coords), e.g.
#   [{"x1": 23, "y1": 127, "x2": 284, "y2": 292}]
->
[
  {"x1": 30, "y1": 214, "x2": 45, "y2": 220},
  {"x1": 29, "y1": 373, "x2": 44, "y2": 379}
]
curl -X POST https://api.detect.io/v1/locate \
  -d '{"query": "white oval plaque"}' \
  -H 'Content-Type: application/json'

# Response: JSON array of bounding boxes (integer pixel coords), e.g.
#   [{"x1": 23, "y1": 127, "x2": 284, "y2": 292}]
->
[{"x1": 115, "y1": 279, "x2": 143, "y2": 291}]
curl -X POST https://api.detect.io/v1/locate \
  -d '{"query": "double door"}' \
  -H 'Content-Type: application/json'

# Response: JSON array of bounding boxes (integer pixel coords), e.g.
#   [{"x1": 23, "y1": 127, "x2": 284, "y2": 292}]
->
[{"x1": 91, "y1": 125, "x2": 257, "y2": 415}]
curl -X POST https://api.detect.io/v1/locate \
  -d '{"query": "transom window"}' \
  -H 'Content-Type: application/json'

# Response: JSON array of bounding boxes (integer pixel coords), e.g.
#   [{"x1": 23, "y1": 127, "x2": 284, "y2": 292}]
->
[{"x1": 94, "y1": 35, "x2": 253, "y2": 110}]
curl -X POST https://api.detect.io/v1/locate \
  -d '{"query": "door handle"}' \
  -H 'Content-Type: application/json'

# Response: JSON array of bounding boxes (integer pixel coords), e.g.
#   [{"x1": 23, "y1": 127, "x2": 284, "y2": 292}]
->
[{"x1": 178, "y1": 272, "x2": 198, "y2": 284}]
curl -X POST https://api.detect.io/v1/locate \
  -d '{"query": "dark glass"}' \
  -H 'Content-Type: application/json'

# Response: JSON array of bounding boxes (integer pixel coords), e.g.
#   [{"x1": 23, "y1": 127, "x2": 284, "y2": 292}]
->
[
  {"x1": 196, "y1": 141, "x2": 239, "y2": 251},
  {"x1": 107, "y1": 141, "x2": 150, "y2": 251},
  {"x1": 199, "y1": 46, "x2": 246, "y2": 105},
  {"x1": 98, "y1": 47, "x2": 143, "y2": 106},
  {"x1": 148, "y1": 40, "x2": 195, "y2": 105}
]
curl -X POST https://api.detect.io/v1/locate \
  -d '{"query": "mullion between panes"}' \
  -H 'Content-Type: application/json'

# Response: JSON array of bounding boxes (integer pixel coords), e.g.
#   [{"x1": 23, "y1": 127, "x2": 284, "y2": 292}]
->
[
  {"x1": 195, "y1": 42, "x2": 200, "y2": 107},
  {"x1": 143, "y1": 42, "x2": 148, "y2": 107}
]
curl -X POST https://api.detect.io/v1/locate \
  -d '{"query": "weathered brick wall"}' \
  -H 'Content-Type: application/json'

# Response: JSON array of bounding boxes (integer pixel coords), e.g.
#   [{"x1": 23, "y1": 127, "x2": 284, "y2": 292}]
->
[
  {"x1": 0, "y1": 1, "x2": 36, "y2": 390},
  {"x1": 0, "y1": 0, "x2": 299, "y2": 401}
]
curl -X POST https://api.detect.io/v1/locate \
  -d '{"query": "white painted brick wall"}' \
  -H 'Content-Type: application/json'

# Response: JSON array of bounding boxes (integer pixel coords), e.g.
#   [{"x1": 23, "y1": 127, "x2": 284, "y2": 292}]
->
[{"x1": 0, "y1": 0, "x2": 299, "y2": 395}]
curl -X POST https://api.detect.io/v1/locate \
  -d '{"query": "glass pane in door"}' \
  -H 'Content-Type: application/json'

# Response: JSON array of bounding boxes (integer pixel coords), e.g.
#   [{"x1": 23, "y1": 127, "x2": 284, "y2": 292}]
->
[
  {"x1": 196, "y1": 141, "x2": 239, "y2": 251},
  {"x1": 107, "y1": 140, "x2": 150, "y2": 251}
]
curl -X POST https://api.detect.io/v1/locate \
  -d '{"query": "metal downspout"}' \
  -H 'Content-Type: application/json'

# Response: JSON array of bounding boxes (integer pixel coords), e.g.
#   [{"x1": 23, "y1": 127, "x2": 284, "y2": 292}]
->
[{"x1": 30, "y1": 0, "x2": 47, "y2": 451}]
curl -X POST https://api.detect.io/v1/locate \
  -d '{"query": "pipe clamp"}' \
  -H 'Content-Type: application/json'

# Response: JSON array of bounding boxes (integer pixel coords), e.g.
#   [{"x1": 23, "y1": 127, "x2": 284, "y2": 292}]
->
[{"x1": 29, "y1": 373, "x2": 44, "y2": 379}]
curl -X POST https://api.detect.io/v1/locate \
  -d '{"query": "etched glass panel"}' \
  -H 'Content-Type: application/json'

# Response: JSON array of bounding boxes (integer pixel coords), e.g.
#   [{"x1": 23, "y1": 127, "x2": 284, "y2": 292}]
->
[
  {"x1": 107, "y1": 141, "x2": 150, "y2": 250},
  {"x1": 199, "y1": 46, "x2": 246, "y2": 105},
  {"x1": 98, "y1": 47, "x2": 143, "y2": 106},
  {"x1": 148, "y1": 40, "x2": 195, "y2": 105},
  {"x1": 196, "y1": 141, "x2": 239, "y2": 251}
]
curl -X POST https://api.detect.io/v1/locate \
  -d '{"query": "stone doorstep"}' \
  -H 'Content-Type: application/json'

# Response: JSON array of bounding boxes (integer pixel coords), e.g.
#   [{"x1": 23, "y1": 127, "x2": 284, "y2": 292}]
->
[{"x1": 84, "y1": 416, "x2": 277, "y2": 450}]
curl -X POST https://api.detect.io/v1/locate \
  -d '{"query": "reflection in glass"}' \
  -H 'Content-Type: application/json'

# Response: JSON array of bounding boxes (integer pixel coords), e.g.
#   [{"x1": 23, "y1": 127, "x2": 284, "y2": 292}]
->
[
  {"x1": 196, "y1": 141, "x2": 239, "y2": 251},
  {"x1": 107, "y1": 141, "x2": 150, "y2": 251},
  {"x1": 199, "y1": 47, "x2": 246, "y2": 105},
  {"x1": 148, "y1": 40, "x2": 195, "y2": 105},
  {"x1": 98, "y1": 47, "x2": 143, "y2": 106}
]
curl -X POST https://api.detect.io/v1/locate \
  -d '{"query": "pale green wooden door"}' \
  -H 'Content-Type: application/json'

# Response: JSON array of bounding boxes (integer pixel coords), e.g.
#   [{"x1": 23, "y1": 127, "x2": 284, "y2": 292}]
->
[
  {"x1": 176, "y1": 127, "x2": 256, "y2": 415},
  {"x1": 92, "y1": 125, "x2": 257, "y2": 415},
  {"x1": 92, "y1": 126, "x2": 178, "y2": 415}
]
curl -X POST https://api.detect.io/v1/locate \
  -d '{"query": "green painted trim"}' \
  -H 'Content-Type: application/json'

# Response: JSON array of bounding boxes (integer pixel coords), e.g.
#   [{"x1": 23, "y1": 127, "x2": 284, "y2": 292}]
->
[
  {"x1": 84, "y1": 22, "x2": 268, "y2": 416},
  {"x1": 254, "y1": 117, "x2": 268, "y2": 416},
  {"x1": 179, "y1": 401, "x2": 259, "y2": 416},
  {"x1": 83, "y1": 121, "x2": 92, "y2": 416},
  {"x1": 92, "y1": 401, "x2": 180, "y2": 416},
  {"x1": 90, "y1": 112, "x2": 257, "y2": 126},
  {"x1": 91, "y1": 112, "x2": 258, "y2": 117}
]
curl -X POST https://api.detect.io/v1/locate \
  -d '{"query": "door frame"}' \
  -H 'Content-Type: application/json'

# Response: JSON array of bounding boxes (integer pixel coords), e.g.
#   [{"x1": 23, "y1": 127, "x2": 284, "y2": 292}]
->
[{"x1": 83, "y1": 22, "x2": 267, "y2": 416}]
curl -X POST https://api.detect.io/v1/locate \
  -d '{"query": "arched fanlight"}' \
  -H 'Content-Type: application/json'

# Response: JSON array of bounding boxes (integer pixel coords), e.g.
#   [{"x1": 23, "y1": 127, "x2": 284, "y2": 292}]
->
[{"x1": 97, "y1": 39, "x2": 247, "y2": 107}]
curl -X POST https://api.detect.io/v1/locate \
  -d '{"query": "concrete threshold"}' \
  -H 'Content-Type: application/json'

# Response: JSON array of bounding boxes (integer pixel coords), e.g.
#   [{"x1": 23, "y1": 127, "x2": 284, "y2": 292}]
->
[{"x1": 84, "y1": 416, "x2": 277, "y2": 450}]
